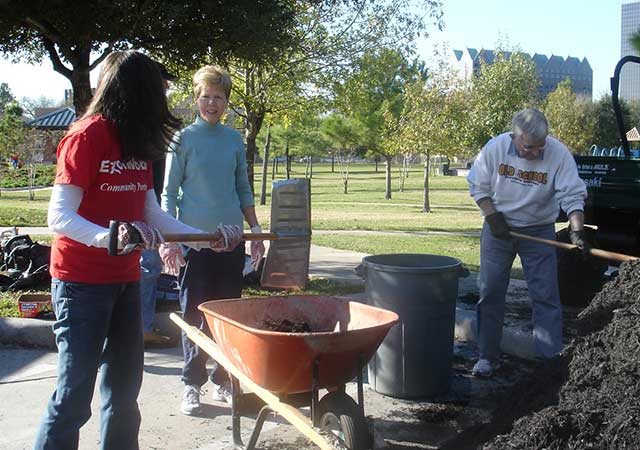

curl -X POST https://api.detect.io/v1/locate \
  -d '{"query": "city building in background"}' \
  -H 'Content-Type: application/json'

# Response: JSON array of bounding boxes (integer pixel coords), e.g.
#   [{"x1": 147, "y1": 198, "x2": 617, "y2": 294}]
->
[
  {"x1": 452, "y1": 48, "x2": 593, "y2": 99},
  {"x1": 621, "y1": 1, "x2": 640, "y2": 101}
]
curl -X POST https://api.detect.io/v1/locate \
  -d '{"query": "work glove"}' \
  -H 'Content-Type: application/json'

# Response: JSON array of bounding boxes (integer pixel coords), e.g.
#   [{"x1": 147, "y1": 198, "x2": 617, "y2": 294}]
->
[
  {"x1": 159, "y1": 242, "x2": 185, "y2": 276},
  {"x1": 210, "y1": 224, "x2": 243, "y2": 252},
  {"x1": 249, "y1": 225, "x2": 266, "y2": 271},
  {"x1": 118, "y1": 221, "x2": 164, "y2": 250},
  {"x1": 569, "y1": 229, "x2": 591, "y2": 258},
  {"x1": 485, "y1": 212, "x2": 511, "y2": 240}
]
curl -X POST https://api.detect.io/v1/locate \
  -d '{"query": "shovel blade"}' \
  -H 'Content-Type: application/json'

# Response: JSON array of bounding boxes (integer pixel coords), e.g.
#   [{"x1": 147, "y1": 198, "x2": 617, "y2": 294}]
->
[{"x1": 260, "y1": 178, "x2": 311, "y2": 290}]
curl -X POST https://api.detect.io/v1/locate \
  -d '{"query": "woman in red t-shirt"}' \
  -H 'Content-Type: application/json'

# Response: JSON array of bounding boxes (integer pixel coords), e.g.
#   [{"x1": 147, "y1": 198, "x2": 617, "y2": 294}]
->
[{"x1": 33, "y1": 51, "x2": 241, "y2": 450}]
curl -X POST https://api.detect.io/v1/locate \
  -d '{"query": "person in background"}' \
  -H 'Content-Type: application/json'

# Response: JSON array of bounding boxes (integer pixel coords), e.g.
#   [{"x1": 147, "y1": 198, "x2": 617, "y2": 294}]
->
[
  {"x1": 160, "y1": 64, "x2": 265, "y2": 416},
  {"x1": 139, "y1": 61, "x2": 178, "y2": 348},
  {"x1": 466, "y1": 108, "x2": 588, "y2": 377},
  {"x1": 34, "y1": 50, "x2": 241, "y2": 450}
]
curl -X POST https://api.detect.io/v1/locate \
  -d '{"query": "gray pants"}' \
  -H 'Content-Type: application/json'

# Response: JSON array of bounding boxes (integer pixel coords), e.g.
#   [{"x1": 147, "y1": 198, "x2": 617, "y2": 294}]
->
[{"x1": 477, "y1": 221, "x2": 563, "y2": 362}]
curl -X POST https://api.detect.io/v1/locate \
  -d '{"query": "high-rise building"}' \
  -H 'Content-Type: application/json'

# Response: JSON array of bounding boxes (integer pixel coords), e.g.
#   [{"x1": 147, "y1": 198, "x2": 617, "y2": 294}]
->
[
  {"x1": 452, "y1": 49, "x2": 592, "y2": 98},
  {"x1": 621, "y1": 1, "x2": 640, "y2": 101}
]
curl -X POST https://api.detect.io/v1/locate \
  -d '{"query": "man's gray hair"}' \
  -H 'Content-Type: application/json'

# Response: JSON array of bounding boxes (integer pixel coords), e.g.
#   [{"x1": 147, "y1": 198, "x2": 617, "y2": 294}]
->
[{"x1": 511, "y1": 108, "x2": 548, "y2": 141}]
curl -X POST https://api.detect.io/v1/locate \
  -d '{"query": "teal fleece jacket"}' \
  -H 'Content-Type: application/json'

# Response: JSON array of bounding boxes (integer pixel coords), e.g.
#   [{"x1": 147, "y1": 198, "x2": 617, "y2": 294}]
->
[{"x1": 161, "y1": 117, "x2": 254, "y2": 231}]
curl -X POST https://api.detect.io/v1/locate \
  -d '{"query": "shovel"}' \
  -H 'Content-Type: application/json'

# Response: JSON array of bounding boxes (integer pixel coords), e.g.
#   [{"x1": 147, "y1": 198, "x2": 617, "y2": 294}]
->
[
  {"x1": 509, "y1": 231, "x2": 638, "y2": 263},
  {"x1": 107, "y1": 221, "x2": 306, "y2": 256},
  {"x1": 107, "y1": 178, "x2": 312, "y2": 290}
]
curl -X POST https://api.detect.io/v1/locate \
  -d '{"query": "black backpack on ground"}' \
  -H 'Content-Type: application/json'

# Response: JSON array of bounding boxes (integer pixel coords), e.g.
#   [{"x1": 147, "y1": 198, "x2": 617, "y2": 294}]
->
[{"x1": 0, "y1": 234, "x2": 51, "y2": 291}]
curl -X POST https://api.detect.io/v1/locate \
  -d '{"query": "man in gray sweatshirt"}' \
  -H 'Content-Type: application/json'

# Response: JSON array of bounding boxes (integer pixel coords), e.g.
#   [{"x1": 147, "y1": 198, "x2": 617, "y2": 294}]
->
[{"x1": 467, "y1": 108, "x2": 588, "y2": 377}]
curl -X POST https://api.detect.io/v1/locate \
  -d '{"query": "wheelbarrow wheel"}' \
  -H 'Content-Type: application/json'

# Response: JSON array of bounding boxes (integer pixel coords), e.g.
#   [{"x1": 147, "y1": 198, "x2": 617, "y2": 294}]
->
[{"x1": 317, "y1": 392, "x2": 371, "y2": 450}]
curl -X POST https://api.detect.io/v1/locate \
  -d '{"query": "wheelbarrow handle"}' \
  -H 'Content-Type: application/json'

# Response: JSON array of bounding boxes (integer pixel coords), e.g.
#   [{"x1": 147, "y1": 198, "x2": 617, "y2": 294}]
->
[
  {"x1": 169, "y1": 312, "x2": 338, "y2": 450},
  {"x1": 509, "y1": 231, "x2": 638, "y2": 263}
]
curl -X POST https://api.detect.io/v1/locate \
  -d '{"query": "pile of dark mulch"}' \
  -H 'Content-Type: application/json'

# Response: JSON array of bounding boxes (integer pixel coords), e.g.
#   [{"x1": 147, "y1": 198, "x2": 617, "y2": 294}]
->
[{"x1": 485, "y1": 259, "x2": 640, "y2": 450}]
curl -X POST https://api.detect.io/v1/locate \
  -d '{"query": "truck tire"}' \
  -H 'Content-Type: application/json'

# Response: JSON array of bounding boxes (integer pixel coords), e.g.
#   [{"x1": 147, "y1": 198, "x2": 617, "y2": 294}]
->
[{"x1": 556, "y1": 227, "x2": 607, "y2": 307}]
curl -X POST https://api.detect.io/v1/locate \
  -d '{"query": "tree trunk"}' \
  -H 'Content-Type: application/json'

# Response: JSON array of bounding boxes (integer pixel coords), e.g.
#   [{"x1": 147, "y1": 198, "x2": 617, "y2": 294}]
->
[
  {"x1": 343, "y1": 179, "x2": 348, "y2": 194},
  {"x1": 423, "y1": 154, "x2": 431, "y2": 213},
  {"x1": 272, "y1": 156, "x2": 276, "y2": 179},
  {"x1": 310, "y1": 159, "x2": 313, "y2": 178},
  {"x1": 285, "y1": 142, "x2": 291, "y2": 180},
  {"x1": 385, "y1": 156, "x2": 392, "y2": 200},
  {"x1": 331, "y1": 156, "x2": 335, "y2": 173},
  {"x1": 70, "y1": 68, "x2": 92, "y2": 116},
  {"x1": 259, "y1": 125, "x2": 271, "y2": 205},
  {"x1": 243, "y1": 112, "x2": 264, "y2": 192},
  {"x1": 375, "y1": 157, "x2": 379, "y2": 172}
]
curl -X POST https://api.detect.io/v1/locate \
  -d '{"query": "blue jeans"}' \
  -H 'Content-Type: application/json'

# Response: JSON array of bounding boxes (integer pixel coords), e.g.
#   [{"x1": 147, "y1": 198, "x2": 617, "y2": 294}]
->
[
  {"x1": 477, "y1": 222, "x2": 563, "y2": 362},
  {"x1": 140, "y1": 249, "x2": 163, "y2": 333},
  {"x1": 34, "y1": 279, "x2": 144, "y2": 450},
  {"x1": 179, "y1": 245, "x2": 244, "y2": 387}
]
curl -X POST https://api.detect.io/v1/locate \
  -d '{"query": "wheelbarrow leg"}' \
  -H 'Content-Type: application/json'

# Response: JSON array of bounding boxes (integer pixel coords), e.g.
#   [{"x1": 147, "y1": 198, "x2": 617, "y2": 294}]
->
[
  {"x1": 231, "y1": 376, "x2": 273, "y2": 450},
  {"x1": 357, "y1": 353, "x2": 365, "y2": 413},
  {"x1": 312, "y1": 358, "x2": 320, "y2": 427}
]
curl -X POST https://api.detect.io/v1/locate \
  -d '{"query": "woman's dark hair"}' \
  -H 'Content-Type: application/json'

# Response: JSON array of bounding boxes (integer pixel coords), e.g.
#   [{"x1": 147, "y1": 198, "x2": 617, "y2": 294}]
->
[{"x1": 81, "y1": 50, "x2": 181, "y2": 161}]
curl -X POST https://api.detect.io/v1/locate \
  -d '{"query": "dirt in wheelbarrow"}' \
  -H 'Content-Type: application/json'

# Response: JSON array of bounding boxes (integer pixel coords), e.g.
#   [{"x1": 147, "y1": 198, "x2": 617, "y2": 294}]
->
[
  {"x1": 259, "y1": 318, "x2": 314, "y2": 333},
  {"x1": 446, "y1": 259, "x2": 640, "y2": 450}
]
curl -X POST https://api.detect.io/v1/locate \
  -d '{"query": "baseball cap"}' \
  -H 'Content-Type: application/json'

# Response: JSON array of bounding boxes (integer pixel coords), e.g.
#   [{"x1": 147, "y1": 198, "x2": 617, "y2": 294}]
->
[{"x1": 154, "y1": 61, "x2": 177, "y2": 81}]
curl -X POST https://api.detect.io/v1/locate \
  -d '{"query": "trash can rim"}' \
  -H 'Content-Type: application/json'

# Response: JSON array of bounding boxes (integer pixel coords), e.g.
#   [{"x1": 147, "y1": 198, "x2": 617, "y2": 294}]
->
[{"x1": 362, "y1": 253, "x2": 461, "y2": 274}]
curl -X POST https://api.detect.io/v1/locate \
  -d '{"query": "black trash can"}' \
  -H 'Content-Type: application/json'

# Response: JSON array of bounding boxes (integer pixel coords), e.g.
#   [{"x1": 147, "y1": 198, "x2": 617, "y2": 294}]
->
[{"x1": 359, "y1": 254, "x2": 465, "y2": 398}]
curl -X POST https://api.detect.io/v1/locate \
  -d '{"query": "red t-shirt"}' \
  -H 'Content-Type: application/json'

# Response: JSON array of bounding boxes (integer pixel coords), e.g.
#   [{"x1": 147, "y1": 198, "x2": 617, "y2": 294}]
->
[{"x1": 50, "y1": 115, "x2": 152, "y2": 284}]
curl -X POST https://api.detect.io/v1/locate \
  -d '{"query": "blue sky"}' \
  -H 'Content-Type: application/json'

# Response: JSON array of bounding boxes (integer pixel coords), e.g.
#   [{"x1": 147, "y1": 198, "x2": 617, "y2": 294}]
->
[{"x1": 0, "y1": 1, "x2": 628, "y2": 103}]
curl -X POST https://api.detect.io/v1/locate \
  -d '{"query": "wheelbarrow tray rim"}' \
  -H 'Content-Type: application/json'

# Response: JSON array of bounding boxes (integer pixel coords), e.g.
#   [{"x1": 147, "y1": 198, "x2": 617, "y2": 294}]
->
[{"x1": 197, "y1": 294, "x2": 399, "y2": 337}]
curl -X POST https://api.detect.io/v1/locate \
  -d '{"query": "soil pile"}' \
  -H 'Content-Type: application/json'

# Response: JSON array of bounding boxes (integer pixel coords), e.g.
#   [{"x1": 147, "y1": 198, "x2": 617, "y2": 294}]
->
[{"x1": 485, "y1": 259, "x2": 640, "y2": 450}]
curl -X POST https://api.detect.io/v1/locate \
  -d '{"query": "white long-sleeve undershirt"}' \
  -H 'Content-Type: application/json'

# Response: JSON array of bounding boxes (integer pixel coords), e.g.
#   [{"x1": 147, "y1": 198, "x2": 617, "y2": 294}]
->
[{"x1": 48, "y1": 184, "x2": 207, "y2": 249}]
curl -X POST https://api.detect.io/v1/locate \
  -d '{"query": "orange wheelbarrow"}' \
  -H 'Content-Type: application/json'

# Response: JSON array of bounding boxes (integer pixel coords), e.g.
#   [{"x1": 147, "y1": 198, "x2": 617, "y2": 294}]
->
[{"x1": 170, "y1": 295, "x2": 398, "y2": 450}]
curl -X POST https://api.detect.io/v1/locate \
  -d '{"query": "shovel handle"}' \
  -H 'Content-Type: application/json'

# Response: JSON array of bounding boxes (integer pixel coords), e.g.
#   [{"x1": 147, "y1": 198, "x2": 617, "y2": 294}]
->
[
  {"x1": 162, "y1": 232, "x2": 278, "y2": 242},
  {"x1": 509, "y1": 231, "x2": 638, "y2": 263},
  {"x1": 107, "y1": 220, "x2": 279, "y2": 256}
]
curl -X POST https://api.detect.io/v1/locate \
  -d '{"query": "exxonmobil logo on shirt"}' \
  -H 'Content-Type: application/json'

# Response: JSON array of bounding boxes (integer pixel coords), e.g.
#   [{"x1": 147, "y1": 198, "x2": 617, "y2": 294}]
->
[{"x1": 99, "y1": 159, "x2": 148, "y2": 175}]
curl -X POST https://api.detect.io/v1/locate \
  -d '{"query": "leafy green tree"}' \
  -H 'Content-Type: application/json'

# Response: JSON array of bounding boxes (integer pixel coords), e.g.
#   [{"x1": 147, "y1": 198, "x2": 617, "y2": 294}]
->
[
  {"x1": 333, "y1": 47, "x2": 427, "y2": 199},
  {"x1": 320, "y1": 113, "x2": 363, "y2": 194},
  {"x1": 388, "y1": 66, "x2": 467, "y2": 212},
  {"x1": 0, "y1": 102, "x2": 26, "y2": 196},
  {"x1": 0, "y1": 82, "x2": 14, "y2": 111},
  {"x1": 590, "y1": 94, "x2": 630, "y2": 150},
  {"x1": 630, "y1": 30, "x2": 640, "y2": 54},
  {"x1": 465, "y1": 52, "x2": 538, "y2": 150},
  {"x1": 0, "y1": 102, "x2": 25, "y2": 155},
  {"x1": 543, "y1": 78, "x2": 595, "y2": 154},
  {"x1": 0, "y1": 1, "x2": 299, "y2": 113},
  {"x1": 220, "y1": 0, "x2": 442, "y2": 187}
]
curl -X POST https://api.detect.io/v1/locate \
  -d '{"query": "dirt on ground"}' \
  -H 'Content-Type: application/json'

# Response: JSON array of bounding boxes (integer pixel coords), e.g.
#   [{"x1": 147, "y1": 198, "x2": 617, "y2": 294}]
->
[{"x1": 481, "y1": 259, "x2": 640, "y2": 450}]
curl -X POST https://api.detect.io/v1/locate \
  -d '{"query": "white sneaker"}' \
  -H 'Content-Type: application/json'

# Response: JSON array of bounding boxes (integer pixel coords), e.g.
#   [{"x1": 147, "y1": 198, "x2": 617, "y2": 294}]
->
[
  {"x1": 211, "y1": 382, "x2": 233, "y2": 405},
  {"x1": 472, "y1": 359, "x2": 499, "y2": 377},
  {"x1": 181, "y1": 384, "x2": 203, "y2": 415}
]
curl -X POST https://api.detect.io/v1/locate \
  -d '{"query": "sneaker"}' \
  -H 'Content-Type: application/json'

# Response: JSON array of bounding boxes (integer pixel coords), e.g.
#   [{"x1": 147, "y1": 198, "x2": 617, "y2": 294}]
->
[
  {"x1": 181, "y1": 385, "x2": 203, "y2": 415},
  {"x1": 211, "y1": 382, "x2": 233, "y2": 405},
  {"x1": 472, "y1": 359, "x2": 499, "y2": 377},
  {"x1": 143, "y1": 330, "x2": 175, "y2": 348}
]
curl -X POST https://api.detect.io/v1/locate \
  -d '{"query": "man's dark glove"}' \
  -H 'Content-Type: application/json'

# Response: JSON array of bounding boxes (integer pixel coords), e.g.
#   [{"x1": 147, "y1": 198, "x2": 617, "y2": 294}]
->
[
  {"x1": 485, "y1": 212, "x2": 511, "y2": 240},
  {"x1": 569, "y1": 229, "x2": 591, "y2": 257}
]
